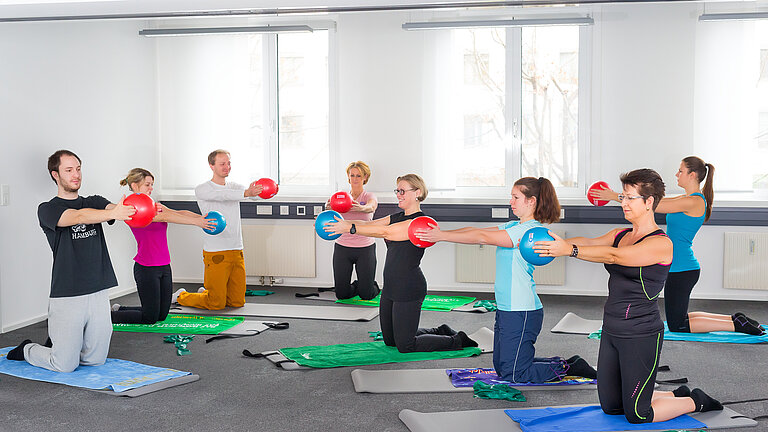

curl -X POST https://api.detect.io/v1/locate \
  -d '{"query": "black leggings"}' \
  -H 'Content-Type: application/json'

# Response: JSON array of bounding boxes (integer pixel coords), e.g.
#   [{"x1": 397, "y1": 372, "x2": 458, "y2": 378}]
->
[
  {"x1": 379, "y1": 296, "x2": 459, "y2": 353},
  {"x1": 111, "y1": 263, "x2": 173, "y2": 324},
  {"x1": 597, "y1": 331, "x2": 663, "y2": 424},
  {"x1": 333, "y1": 243, "x2": 378, "y2": 300},
  {"x1": 664, "y1": 269, "x2": 700, "y2": 332}
]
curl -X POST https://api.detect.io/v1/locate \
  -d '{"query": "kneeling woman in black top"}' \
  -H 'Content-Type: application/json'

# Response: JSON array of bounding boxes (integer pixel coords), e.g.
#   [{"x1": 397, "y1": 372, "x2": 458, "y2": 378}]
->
[
  {"x1": 326, "y1": 174, "x2": 476, "y2": 353},
  {"x1": 535, "y1": 169, "x2": 721, "y2": 424}
]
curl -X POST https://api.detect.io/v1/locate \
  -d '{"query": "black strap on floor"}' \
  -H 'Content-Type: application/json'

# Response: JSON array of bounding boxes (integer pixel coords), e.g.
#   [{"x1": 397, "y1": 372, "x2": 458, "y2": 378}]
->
[
  {"x1": 657, "y1": 365, "x2": 670, "y2": 372},
  {"x1": 317, "y1": 287, "x2": 335, "y2": 292},
  {"x1": 206, "y1": 322, "x2": 289, "y2": 343},
  {"x1": 295, "y1": 292, "x2": 319, "y2": 298},
  {"x1": 722, "y1": 397, "x2": 768, "y2": 405},
  {"x1": 655, "y1": 377, "x2": 688, "y2": 385}
]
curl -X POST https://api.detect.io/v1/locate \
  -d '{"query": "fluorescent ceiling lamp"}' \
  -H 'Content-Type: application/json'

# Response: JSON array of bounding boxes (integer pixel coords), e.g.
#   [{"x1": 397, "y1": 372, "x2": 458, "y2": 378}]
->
[
  {"x1": 699, "y1": 12, "x2": 768, "y2": 22},
  {"x1": 139, "y1": 25, "x2": 313, "y2": 37},
  {"x1": 402, "y1": 17, "x2": 593, "y2": 30}
]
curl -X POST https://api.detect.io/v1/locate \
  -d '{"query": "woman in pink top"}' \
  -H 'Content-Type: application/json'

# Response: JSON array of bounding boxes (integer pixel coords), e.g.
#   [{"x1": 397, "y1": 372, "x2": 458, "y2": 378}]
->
[
  {"x1": 328, "y1": 161, "x2": 379, "y2": 300},
  {"x1": 111, "y1": 168, "x2": 215, "y2": 324}
]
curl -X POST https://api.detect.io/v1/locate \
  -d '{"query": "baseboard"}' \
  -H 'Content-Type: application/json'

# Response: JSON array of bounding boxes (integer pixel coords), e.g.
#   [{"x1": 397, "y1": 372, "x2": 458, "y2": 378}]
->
[{"x1": 2, "y1": 313, "x2": 48, "y2": 333}]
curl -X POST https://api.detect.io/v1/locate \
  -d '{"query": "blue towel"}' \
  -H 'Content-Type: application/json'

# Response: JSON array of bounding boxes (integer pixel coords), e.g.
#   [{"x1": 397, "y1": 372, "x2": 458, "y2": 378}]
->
[
  {"x1": 664, "y1": 322, "x2": 768, "y2": 344},
  {"x1": 505, "y1": 405, "x2": 706, "y2": 432},
  {"x1": 0, "y1": 347, "x2": 190, "y2": 393}
]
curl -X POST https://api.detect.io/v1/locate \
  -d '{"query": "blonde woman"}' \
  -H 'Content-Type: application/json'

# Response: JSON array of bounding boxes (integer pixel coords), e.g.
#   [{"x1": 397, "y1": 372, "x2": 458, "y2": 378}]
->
[
  {"x1": 326, "y1": 174, "x2": 476, "y2": 353},
  {"x1": 111, "y1": 168, "x2": 215, "y2": 324}
]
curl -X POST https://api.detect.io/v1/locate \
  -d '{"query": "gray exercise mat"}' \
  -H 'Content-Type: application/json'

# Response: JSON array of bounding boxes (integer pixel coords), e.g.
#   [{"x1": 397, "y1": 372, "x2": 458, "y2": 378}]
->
[
  {"x1": 351, "y1": 368, "x2": 597, "y2": 393},
  {"x1": 262, "y1": 327, "x2": 494, "y2": 371},
  {"x1": 171, "y1": 303, "x2": 379, "y2": 321},
  {"x1": 300, "y1": 291, "x2": 491, "y2": 313},
  {"x1": 91, "y1": 374, "x2": 200, "y2": 397},
  {"x1": 399, "y1": 405, "x2": 757, "y2": 432},
  {"x1": 551, "y1": 312, "x2": 602, "y2": 335},
  {"x1": 220, "y1": 320, "x2": 279, "y2": 336}
]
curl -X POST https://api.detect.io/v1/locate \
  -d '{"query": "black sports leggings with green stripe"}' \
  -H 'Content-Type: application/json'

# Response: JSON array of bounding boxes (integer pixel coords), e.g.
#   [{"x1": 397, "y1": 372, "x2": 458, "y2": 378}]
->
[{"x1": 597, "y1": 331, "x2": 663, "y2": 424}]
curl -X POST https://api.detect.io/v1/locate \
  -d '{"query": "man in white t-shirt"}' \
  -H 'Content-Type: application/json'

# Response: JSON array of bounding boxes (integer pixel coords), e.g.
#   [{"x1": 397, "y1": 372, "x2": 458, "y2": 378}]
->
[{"x1": 173, "y1": 149, "x2": 262, "y2": 310}]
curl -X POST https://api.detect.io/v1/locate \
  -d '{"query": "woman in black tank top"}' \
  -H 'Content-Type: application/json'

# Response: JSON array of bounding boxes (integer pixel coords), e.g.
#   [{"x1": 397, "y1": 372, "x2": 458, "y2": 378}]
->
[
  {"x1": 534, "y1": 169, "x2": 722, "y2": 424},
  {"x1": 325, "y1": 174, "x2": 477, "y2": 353}
]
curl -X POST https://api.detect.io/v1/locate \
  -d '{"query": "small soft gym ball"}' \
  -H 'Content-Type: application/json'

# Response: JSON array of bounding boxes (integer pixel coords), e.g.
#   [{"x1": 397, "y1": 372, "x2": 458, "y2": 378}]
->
[
  {"x1": 124, "y1": 193, "x2": 156, "y2": 228},
  {"x1": 519, "y1": 226, "x2": 555, "y2": 266},
  {"x1": 203, "y1": 211, "x2": 227, "y2": 235},
  {"x1": 329, "y1": 191, "x2": 353, "y2": 213},
  {"x1": 315, "y1": 210, "x2": 343, "y2": 241},
  {"x1": 588, "y1": 181, "x2": 610, "y2": 206},
  {"x1": 408, "y1": 216, "x2": 438, "y2": 248},
  {"x1": 256, "y1": 178, "x2": 279, "y2": 199}
]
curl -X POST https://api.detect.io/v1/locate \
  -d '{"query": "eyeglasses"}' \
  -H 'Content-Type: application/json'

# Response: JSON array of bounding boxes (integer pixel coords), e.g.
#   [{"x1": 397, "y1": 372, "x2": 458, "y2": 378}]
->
[
  {"x1": 394, "y1": 188, "x2": 417, "y2": 195},
  {"x1": 617, "y1": 194, "x2": 645, "y2": 202}
]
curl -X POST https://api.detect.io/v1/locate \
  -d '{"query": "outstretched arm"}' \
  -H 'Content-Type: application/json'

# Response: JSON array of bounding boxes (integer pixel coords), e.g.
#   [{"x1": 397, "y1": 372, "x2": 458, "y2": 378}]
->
[
  {"x1": 654, "y1": 195, "x2": 704, "y2": 215},
  {"x1": 57, "y1": 196, "x2": 135, "y2": 227},
  {"x1": 153, "y1": 204, "x2": 216, "y2": 230},
  {"x1": 325, "y1": 216, "x2": 408, "y2": 241},
  {"x1": 534, "y1": 230, "x2": 672, "y2": 266},
  {"x1": 414, "y1": 225, "x2": 515, "y2": 248}
]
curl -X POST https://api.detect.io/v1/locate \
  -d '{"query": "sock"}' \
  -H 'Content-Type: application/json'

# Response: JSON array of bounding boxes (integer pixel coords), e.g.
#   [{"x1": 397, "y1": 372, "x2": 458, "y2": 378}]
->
[
  {"x1": 44, "y1": 337, "x2": 53, "y2": 348},
  {"x1": 733, "y1": 312, "x2": 761, "y2": 328},
  {"x1": 690, "y1": 388, "x2": 723, "y2": 412},
  {"x1": 6, "y1": 339, "x2": 32, "y2": 361},
  {"x1": 437, "y1": 324, "x2": 458, "y2": 336},
  {"x1": 732, "y1": 315, "x2": 765, "y2": 335},
  {"x1": 565, "y1": 357, "x2": 597, "y2": 379},
  {"x1": 672, "y1": 385, "x2": 691, "y2": 397},
  {"x1": 456, "y1": 331, "x2": 478, "y2": 348}
]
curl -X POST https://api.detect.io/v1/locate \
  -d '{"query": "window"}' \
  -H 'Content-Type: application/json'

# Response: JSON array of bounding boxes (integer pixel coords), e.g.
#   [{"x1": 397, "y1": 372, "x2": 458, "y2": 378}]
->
[
  {"x1": 422, "y1": 25, "x2": 588, "y2": 196},
  {"x1": 694, "y1": 20, "x2": 768, "y2": 195},
  {"x1": 156, "y1": 29, "x2": 330, "y2": 192}
]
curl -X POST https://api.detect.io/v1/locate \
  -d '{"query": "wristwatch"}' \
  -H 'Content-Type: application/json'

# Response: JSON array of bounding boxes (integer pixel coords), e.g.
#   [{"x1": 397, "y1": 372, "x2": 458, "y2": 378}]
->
[
  {"x1": 349, "y1": 224, "x2": 357, "y2": 235},
  {"x1": 570, "y1": 244, "x2": 579, "y2": 258}
]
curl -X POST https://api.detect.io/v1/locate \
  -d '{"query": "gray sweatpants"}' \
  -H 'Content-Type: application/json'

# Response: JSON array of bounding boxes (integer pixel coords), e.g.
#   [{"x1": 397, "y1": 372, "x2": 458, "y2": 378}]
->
[{"x1": 24, "y1": 290, "x2": 112, "y2": 373}]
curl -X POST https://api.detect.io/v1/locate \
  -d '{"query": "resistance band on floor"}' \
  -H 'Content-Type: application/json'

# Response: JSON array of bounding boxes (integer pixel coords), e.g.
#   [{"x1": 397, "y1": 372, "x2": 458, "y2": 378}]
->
[
  {"x1": 113, "y1": 314, "x2": 243, "y2": 335},
  {"x1": 587, "y1": 323, "x2": 768, "y2": 344}
]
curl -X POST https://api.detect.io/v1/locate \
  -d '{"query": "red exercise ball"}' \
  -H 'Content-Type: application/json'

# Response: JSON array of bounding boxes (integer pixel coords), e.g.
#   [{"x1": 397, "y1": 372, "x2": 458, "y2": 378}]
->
[
  {"x1": 329, "y1": 191, "x2": 353, "y2": 213},
  {"x1": 124, "y1": 193, "x2": 156, "y2": 228},
  {"x1": 256, "y1": 178, "x2": 279, "y2": 199},
  {"x1": 408, "y1": 216, "x2": 439, "y2": 248},
  {"x1": 588, "y1": 181, "x2": 610, "y2": 206}
]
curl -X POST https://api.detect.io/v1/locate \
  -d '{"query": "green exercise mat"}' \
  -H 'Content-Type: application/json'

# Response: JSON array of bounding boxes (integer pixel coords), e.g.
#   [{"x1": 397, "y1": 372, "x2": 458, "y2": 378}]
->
[
  {"x1": 113, "y1": 314, "x2": 244, "y2": 335},
  {"x1": 279, "y1": 342, "x2": 482, "y2": 368},
  {"x1": 335, "y1": 294, "x2": 476, "y2": 311}
]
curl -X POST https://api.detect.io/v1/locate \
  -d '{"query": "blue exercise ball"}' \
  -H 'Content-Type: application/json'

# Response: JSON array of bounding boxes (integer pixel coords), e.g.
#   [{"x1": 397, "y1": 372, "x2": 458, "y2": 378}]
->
[
  {"x1": 203, "y1": 211, "x2": 227, "y2": 235},
  {"x1": 315, "y1": 210, "x2": 343, "y2": 241},
  {"x1": 519, "y1": 226, "x2": 554, "y2": 266}
]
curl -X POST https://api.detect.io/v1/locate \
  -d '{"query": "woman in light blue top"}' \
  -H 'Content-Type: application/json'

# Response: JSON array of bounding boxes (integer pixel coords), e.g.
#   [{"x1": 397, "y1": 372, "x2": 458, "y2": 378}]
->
[
  {"x1": 591, "y1": 157, "x2": 763, "y2": 335},
  {"x1": 415, "y1": 177, "x2": 596, "y2": 383}
]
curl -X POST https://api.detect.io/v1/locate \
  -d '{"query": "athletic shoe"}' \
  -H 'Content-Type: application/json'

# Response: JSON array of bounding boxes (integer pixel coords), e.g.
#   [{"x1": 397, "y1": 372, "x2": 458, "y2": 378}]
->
[
  {"x1": 111, "y1": 303, "x2": 121, "y2": 312},
  {"x1": 172, "y1": 288, "x2": 187, "y2": 304},
  {"x1": 197, "y1": 286, "x2": 206, "y2": 293}
]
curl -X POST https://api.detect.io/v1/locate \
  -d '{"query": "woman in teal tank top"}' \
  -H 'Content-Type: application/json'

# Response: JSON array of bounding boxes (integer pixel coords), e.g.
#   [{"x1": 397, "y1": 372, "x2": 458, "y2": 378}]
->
[{"x1": 591, "y1": 157, "x2": 764, "y2": 335}]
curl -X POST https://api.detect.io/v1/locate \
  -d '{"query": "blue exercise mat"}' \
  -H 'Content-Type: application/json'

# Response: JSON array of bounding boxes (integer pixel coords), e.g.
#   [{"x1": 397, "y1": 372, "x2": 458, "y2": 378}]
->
[
  {"x1": 0, "y1": 347, "x2": 190, "y2": 393},
  {"x1": 504, "y1": 405, "x2": 706, "y2": 432},
  {"x1": 663, "y1": 323, "x2": 768, "y2": 343}
]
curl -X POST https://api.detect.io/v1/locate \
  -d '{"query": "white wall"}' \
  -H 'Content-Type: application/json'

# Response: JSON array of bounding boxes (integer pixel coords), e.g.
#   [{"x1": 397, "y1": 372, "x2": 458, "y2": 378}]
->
[
  {"x1": 2, "y1": 2, "x2": 767, "y2": 332},
  {"x1": 0, "y1": 20, "x2": 157, "y2": 332}
]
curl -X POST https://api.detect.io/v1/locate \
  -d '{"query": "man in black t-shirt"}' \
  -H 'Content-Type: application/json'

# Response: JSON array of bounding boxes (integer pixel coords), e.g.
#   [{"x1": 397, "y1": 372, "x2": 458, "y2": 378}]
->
[{"x1": 6, "y1": 150, "x2": 135, "y2": 372}]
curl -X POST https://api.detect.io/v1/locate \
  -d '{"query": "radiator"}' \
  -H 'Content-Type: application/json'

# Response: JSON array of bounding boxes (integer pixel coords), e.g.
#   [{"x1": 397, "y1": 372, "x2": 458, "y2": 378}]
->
[
  {"x1": 455, "y1": 232, "x2": 566, "y2": 286},
  {"x1": 723, "y1": 232, "x2": 768, "y2": 290},
  {"x1": 242, "y1": 224, "x2": 316, "y2": 277}
]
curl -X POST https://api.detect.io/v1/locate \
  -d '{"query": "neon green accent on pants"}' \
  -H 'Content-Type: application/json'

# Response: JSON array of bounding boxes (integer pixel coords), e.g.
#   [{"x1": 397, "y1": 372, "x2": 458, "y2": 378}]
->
[
  {"x1": 113, "y1": 314, "x2": 244, "y2": 334},
  {"x1": 279, "y1": 342, "x2": 481, "y2": 368},
  {"x1": 335, "y1": 294, "x2": 476, "y2": 311}
]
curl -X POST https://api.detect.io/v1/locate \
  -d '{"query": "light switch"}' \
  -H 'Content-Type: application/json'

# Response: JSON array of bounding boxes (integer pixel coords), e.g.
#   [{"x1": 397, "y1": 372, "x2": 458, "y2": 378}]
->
[
  {"x1": 257, "y1": 205, "x2": 272, "y2": 215},
  {"x1": 491, "y1": 207, "x2": 509, "y2": 219},
  {"x1": 297, "y1": 206, "x2": 306, "y2": 216},
  {"x1": 313, "y1": 205, "x2": 324, "y2": 215},
  {"x1": 280, "y1": 205, "x2": 289, "y2": 215}
]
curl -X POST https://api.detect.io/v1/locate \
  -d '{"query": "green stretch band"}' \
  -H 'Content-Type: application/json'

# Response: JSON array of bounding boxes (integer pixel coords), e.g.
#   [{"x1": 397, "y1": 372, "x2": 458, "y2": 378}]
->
[
  {"x1": 473, "y1": 300, "x2": 497, "y2": 312},
  {"x1": 368, "y1": 331, "x2": 383, "y2": 341},
  {"x1": 164, "y1": 335, "x2": 195, "y2": 356},
  {"x1": 335, "y1": 294, "x2": 476, "y2": 311},
  {"x1": 473, "y1": 381, "x2": 526, "y2": 402},
  {"x1": 279, "y1": 341, "x2": 481, "y2": 368},
  {"x1": 245, "y1": 290, "x2": 275, "y2": 296},
  {"x1": 113, "y1": 314, "x2": 244, "y2": 335}
]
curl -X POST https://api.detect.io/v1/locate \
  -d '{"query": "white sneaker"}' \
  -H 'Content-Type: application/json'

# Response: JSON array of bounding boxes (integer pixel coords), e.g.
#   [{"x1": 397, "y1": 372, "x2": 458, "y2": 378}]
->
[
  {"x1": 197, "y1": 286, "x2": 206, "y2": 293},
  {"x1": 171, "y1": 288, "x2": 187, "y2": 304},
  {"x1": 111, "y1": 303, "x2": 121, "y2": 312}
]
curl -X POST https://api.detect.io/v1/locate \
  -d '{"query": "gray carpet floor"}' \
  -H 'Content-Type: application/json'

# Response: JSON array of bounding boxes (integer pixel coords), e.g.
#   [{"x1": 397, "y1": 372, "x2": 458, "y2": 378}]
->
[{"x1": 1, "y1": 285, "x2": 766, "y2": 432}]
